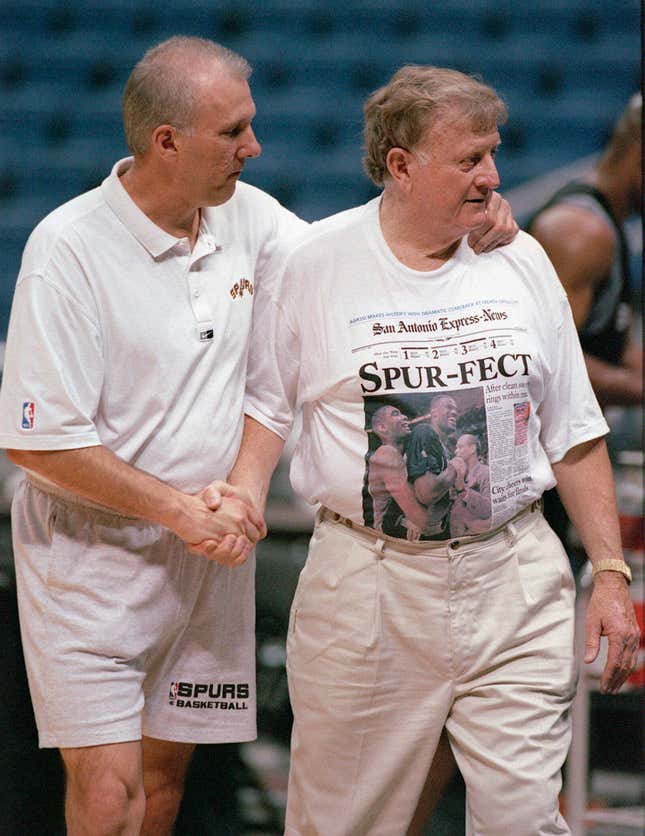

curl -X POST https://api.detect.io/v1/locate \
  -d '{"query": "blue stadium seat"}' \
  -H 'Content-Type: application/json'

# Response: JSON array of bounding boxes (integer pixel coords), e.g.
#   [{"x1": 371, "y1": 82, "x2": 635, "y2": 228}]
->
[{"x1": 0, "y1": 0, "x2": 641, "y2": 337}]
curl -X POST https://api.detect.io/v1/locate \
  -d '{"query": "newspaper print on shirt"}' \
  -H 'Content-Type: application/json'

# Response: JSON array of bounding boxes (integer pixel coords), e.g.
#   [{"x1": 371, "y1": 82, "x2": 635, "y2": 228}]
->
[{"x1": 356, "y1": 298, "x2": 533, "y2": 541}]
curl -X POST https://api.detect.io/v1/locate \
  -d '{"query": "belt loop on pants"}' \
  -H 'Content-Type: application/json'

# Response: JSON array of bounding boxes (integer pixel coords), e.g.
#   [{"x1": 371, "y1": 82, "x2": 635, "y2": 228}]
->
[
  {"x1": 504, "y1": 521, "x2": 518, "y2": 547},
  {"x1": 372, "y1": 538, "x2": 386, "y2": 559}
]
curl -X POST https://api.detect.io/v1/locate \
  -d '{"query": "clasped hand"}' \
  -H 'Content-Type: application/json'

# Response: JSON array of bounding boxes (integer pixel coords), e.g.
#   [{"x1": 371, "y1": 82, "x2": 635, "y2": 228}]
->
[{"x1": 185, "y1": 481, "x2": 267, "y2": 567}]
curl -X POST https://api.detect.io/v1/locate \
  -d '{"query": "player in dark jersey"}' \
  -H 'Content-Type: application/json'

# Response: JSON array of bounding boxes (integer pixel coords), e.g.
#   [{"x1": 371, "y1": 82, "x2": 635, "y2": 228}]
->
[
  {"x1": 406, "y1": 394, "x2": 466, "y2": 539},
  {"x1": 528, "y1": 93, "x2": 642, "y2": 406},
  {"x1": 528, "y1": 94, "x2": 642, "y2": 555}
]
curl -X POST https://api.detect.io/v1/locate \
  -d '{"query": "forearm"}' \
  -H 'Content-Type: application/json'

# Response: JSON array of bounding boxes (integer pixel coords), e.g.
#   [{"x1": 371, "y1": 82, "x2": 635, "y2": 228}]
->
[
  {"x1": 388, "y1": 482, "x2": 428, "y2": 529},
  {"x1": 553, "y1": 436, "x2": 640, "y2": 693},
  {"x1": 228, "y1": 415, "x2": 286, "y2": 510},
  {"x1": 551, "y1": 437, "x2": 623, "y2": 566},
  {"x1": 7, "y1": 445, "x2": 187, "y2": 527},
  {"x1": 414, "y1": 465, "x2": 456, "y2": 505},
  {"x1": 5, "y1": 444, "x2": 255, "y2": 547},
  {"x1": 584, "y1": 352, "x2": 643, "y2": 407}
]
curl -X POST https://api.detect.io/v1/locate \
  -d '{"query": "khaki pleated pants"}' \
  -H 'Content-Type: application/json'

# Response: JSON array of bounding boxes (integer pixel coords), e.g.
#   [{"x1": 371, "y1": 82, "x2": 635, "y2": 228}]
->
[{"x1": 285, "y1": 504, "x2": 575, "y2": 836}]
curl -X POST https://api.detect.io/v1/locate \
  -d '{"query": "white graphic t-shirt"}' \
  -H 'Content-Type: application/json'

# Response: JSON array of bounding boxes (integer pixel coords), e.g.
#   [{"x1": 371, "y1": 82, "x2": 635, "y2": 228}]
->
[{"x1": 246, "y1": 198, "x2": 608, "y2": 540}]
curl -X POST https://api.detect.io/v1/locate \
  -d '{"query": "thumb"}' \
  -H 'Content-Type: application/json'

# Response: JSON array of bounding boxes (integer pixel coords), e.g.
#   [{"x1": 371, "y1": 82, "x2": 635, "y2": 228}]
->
[
  {"x1": 201, "y1": 479, "x2": 230, "y2": 510},
  {"x1": 584, "y1": 618, "x2": 601, "y2": 664}
]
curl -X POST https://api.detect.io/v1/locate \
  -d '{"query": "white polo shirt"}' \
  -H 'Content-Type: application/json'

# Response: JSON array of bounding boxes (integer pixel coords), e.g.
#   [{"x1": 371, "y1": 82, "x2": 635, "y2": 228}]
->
[{"x1": 0, "y1": 158, "x2": 306, "y2": 493}]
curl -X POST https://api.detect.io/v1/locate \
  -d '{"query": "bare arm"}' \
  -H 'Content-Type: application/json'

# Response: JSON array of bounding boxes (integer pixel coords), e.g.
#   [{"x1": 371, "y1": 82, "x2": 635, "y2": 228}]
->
[
  {"x1": 552, "y1": 437, "x2": 640, "y2": 693},
  {"x1": 531, "y1": 205, "x2": 642, "y2": 406},
  {"x1": 7, "y1": 445, "x2": 262, "y2": 554},
  {"x1": 191, "y1": 416, "x2": 285, "y2": 562},
  {"x1": 584, "y1": 342, "x2": 643, "y2": 407},
  {"x1": 413, "y1": 459, "x2": 465, "y2": 506},
  {"x1": 373, "y1": 446, "x2": 428, "y2": 530},
  {"x1": 228, "y1": 415, "x2": 286, "y2": 510}
]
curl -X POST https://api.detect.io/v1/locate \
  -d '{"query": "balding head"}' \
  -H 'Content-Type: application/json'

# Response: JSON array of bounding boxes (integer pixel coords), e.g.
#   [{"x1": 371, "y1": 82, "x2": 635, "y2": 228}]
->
[{"x1": 122, "y1": 36, "x2": 251, "y2": 156}]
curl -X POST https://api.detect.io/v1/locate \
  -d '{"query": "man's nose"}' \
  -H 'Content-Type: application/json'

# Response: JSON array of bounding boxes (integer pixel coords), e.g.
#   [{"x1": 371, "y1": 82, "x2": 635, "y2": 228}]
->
[
  {"x1": 476, "y1": 154, "x2": 500, "y2": 190},
  {"x1": 240, "y1": 125, "x2": 261, "y2": 159}
]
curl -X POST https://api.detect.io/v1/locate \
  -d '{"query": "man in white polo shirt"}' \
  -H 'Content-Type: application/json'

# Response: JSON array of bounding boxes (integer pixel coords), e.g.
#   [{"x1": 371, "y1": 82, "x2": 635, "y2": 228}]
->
[
  {"x1": 0, "y1": 36, "x2": 299, "y2": 835},
  {"x1": 0, "y1": 39, "x2": 520, "y2": 834}
]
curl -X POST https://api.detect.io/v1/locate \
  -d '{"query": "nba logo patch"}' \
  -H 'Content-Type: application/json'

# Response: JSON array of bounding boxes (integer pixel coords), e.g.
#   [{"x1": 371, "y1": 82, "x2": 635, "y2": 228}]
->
[{"x1": 21, "y1": 401, "x2": 35, "y2": 430}]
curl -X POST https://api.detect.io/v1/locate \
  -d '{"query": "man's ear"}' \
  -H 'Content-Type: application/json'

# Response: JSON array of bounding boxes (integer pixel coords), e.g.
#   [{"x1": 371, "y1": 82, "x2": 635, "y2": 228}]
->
[
  {"x1": 151, "y1": 124, "x2": 180, "y2": 159},
  {"x1": 385, "y1": 147, "x2": 414, "y2": 191}
]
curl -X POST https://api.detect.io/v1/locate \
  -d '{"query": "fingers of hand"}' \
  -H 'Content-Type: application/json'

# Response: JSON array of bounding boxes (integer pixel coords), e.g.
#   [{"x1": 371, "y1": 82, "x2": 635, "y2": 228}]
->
[
  {"x1": 200, "y1": 534, "x2": 252, "y2": 566},
  {"x1": 468, "y1": 231, "x2": 496, "y2": 254},
  {"x1": 469, "y1": 215, "x2": 517, "y2": 253},
  {"x1": 215, "y1": 497, "x2": 260, "y2": 541},
  {"x1": 202, "y1": 479, "x2": 250, "y2": 509},
  {"x1": 242, "y1": 515, "x2": 262, "y2": 543},
  {"x1": 486, "y1": 190, "x2": 501, "y2": 209},
  {"x1": 601, "y1": 633, "x2": 639, "y2": 693},
  {"x1": 215, "y1": 534, "x2": 251, "y2": 565},
  {"x1": 188, "y1": 539, "x2": 219, "y2": 556},
  {"x1": 600, "y1": 637, "x2": 623, "y2": 693},
  {"x1": 250, "y1": 509, "x2": 268, "y2": 540},
  {"x1": 584, "y1": 610, "x2": 601, "y2": 663},
  {"x1": 589, "y1": 592, "x2": 641, "y2": 693}
]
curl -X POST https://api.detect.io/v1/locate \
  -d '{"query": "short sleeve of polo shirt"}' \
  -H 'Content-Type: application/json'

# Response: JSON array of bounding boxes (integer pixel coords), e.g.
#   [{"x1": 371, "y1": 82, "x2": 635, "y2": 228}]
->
[
  {"x1": 0, "y1": 272, "x2": 103, "y2": 449},
  {"x1": 406, "y1": 424, "x2": 446, "y2": 481}
]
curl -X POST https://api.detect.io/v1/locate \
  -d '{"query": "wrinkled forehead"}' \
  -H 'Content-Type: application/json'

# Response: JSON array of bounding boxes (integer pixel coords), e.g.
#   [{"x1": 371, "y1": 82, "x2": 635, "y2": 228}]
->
[{"x1": 426, "y1": 106, "x2": 499, "y2": 139}]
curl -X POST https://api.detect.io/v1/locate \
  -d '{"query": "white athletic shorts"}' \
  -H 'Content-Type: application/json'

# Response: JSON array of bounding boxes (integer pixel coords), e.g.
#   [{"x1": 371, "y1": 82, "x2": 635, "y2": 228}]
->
[
  {"x1": 285, "y1": 502, "x2": 576, "y2": 836},
  {"x1": 12, "y1": 478, "x2": 257, "y2": 749}
]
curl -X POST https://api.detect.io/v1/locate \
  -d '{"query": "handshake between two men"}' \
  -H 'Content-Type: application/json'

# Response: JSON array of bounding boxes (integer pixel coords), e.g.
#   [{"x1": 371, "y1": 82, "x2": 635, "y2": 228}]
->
[{"x1": 185, "y1": 480, "x2": 266, "y2": 566}]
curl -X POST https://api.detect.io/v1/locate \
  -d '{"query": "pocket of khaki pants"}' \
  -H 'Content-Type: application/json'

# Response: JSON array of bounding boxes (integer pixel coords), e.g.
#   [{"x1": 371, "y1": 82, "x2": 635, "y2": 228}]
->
[
  {"x1": 514, "y1": 525, "x2": 571, "y2": 608},
  {"x1": 286, "y1": 524, "x2": 341, "y2": 664}
]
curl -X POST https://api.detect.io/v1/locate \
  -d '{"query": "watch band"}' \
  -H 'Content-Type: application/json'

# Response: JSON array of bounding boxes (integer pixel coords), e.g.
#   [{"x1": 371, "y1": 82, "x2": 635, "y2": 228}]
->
[{"x1": 591, "y1": 559, "x2": 632, "y2": 584}]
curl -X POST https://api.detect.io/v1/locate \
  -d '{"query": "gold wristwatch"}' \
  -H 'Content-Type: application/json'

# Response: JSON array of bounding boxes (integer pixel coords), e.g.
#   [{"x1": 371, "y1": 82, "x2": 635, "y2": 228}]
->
[{"x1": 591, "y1": 559, "x2": 632, "y2": 584}]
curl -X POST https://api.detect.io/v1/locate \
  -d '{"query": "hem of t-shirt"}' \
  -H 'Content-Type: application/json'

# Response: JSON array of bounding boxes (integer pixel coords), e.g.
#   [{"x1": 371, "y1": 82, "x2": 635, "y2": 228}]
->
[
  {"x1": 243, "y1": 403, "x2": 292, "y2": 441},
  {"x1": 544, "y1": 420, "x2": 610, "y2": 465},
  {"x1": 0, "y1": 432, "x2": 101, "y2": 451}
]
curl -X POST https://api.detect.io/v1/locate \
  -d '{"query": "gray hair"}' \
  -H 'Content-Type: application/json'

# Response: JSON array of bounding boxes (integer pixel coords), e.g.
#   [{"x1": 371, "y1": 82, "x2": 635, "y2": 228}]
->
[
  {"x1": 122, "y1": 36, "x2": 252, "y2": 155},
  {"x1": 363, "y1": 65, "x2": 507, "y2": 187}
]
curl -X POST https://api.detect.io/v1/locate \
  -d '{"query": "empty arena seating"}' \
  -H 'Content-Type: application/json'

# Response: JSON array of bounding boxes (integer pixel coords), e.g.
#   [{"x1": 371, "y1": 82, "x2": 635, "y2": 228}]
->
[{"x1": 0, "y1": 0, "x2": 640, "y2": 334}]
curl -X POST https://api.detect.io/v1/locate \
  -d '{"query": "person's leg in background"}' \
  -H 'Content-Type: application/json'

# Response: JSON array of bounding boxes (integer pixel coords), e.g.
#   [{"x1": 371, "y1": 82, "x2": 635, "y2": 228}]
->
[{"x1": 406, "y1": 729, "x2": 458, "y2": 836}]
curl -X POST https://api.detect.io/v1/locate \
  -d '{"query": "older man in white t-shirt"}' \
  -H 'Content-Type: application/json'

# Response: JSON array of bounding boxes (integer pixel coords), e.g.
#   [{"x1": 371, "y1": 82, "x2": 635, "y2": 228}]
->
[{"x1": 223, "y1": 66, "x2": 639, "y2": 836}]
